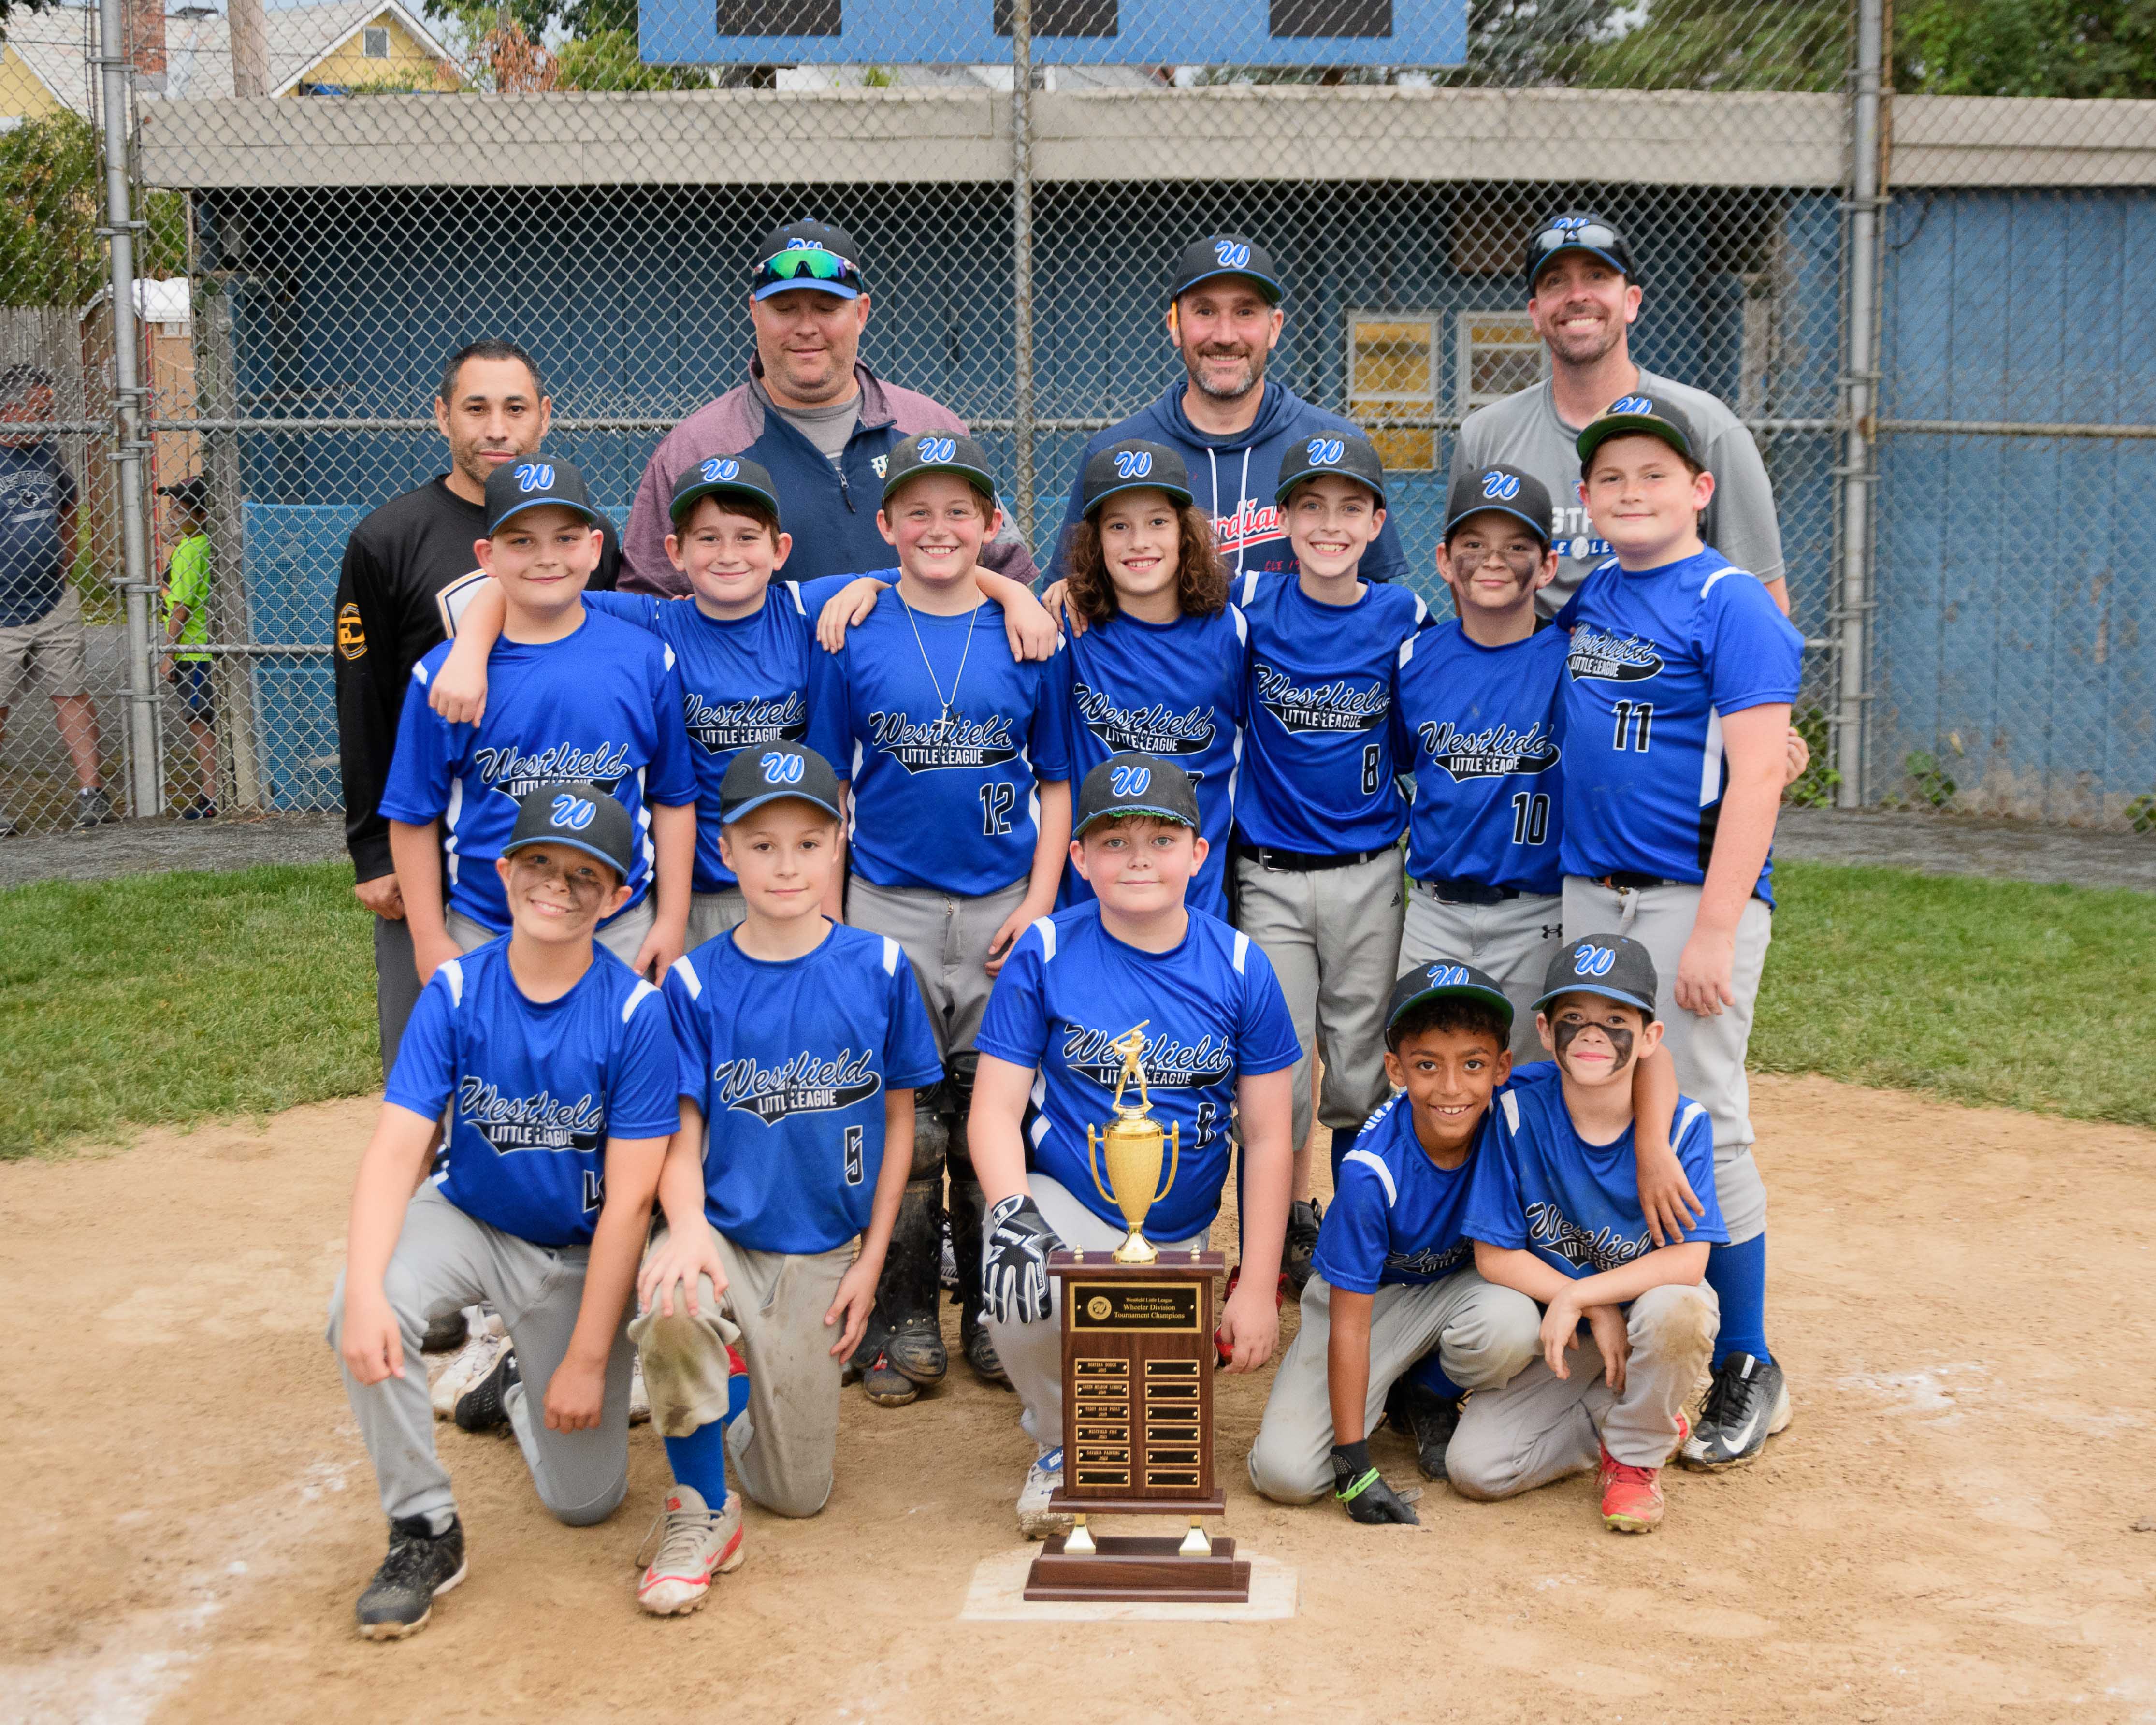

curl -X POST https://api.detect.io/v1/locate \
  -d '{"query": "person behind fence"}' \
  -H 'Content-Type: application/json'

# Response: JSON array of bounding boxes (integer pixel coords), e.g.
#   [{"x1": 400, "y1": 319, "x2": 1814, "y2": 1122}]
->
[
  {"x1": 326, "y1": 783, "x2": 677, "y2": 1641},
  {"x1": 1231, "y1": 432, "x2": 1429, "y2": 1298},
  {"x1": 1556, "y1": 400, "x2": 1805, "y2": 1473},
  {"x1": 621, "y1": 218, "x2": 1037, "y2": 594},
  {"x1": 968, "y1": 754, "x2": 1300, "y2": 1540},
  {"x1": 378, "y1": 458, "x2": 697, "y2": 991},
  {"x1": 1450, "y1": 212, "x2": 1788, "y2": 618},
  {"x1": 630, "y1": 742, "x2": 941, "y2": 1617},
  {"x1": 156, "y1": 476, "x2": 218, "y2": 821},
  {"x1": 805, "y1": 433, "x2": 1072, "y2": 1407},
  {"x1": 0, "y1": 362, "x2": 112, "y2": 834},
  {"x1": 1246, "y1": 961, "x2": 1543, "y2": 1522},
  {"x1": 1449, "y1": 935, "x2": 1722, "y2": 1536},
  {"x1": 337, "y1": 337, "x2": 622, "y2": 1087},
  {"x1": 1047, "y1": 234, "x2": 1406, "y2": 586}
]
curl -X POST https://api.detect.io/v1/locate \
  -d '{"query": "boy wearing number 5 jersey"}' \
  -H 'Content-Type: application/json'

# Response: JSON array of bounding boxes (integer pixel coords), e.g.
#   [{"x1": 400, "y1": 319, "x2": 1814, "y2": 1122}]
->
[
  {"x1": 1557, "y1": 399, "x2": 1804, "y2": 1472},
  {"x1": 631, "y1": 744, "x2": 941, "y2": 1616},
  {"x1": 970, "y1": 755, "x2": 1300, "y2": 1541}
]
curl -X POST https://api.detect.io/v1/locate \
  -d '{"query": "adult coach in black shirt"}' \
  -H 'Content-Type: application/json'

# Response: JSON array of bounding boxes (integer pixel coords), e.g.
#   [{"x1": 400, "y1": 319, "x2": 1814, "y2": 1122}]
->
[{"x1": 334, "y1": 338, "x2": 622, "y2": 1074}]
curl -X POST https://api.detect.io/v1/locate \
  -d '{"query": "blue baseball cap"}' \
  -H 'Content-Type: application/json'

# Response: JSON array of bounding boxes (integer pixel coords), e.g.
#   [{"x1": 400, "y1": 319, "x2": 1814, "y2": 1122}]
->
[
  {"x1": 482, "y1": 458, "x2": 604, "y2": 537},
  {"x1": 502, "y1": 782, "x2": 634, "y2": 883}
]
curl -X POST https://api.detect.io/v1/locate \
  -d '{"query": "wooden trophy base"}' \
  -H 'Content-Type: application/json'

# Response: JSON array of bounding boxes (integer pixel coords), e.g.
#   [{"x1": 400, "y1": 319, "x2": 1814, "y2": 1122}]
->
[{"x1": 1024, "y1": 1532, "x2": 1251, "y2": 1604}]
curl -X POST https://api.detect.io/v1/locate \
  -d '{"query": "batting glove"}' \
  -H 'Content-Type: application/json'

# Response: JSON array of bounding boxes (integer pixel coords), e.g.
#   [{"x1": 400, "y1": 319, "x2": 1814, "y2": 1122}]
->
[
  {"x1": 982, "y1": 1193, "x2": 1061, "y2": 1327},
  {"x1": 1331, "y1": 1440, "x2": 1419, "y2": 1525}
]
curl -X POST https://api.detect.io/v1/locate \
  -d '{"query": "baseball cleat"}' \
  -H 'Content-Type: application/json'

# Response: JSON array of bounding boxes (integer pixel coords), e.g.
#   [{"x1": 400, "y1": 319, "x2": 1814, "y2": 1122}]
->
[
  {"x1": 883, "y1": 1311, "x2": 947, "y2": 1387},
  {"x1": 428, "y1": 1327, "x2": 511, "y2": 1421},
  {"x1": 629, "y1": 1355, "x2": 651, "y2": 1426},
  {"x1": 421, "y1": 1308, "x2": 470, "y2": 1355},
  {"x1": 69, "y1": 785, "x2": 116, "y2": 829},
  {"x1": 961, "y1": 1311, "x2": 1011, "y2": 1388},
  {"x1": 861, "y1": 1350, "x2": 919, "y2": 1406},
  {"x1": 1384, "y1": 1376, "x2": 1461, "y2": 1481},
  {"x1": 938, "y1": 1214, "x2": 959, "y2": 1293},
  {"x1": 453, "y1": 1347, "x2": 520, "y2": 1433},
  {"x1": 1284, "y1": 1198, "x2": 1322, "y2": 1298},
  {"x1": 1017, "y1": 1445, "x2": 1073, "y2": 1541},
  {"x1": 1681, "y1": 1353, "x2": 1790, "y2": 1471},
  {"x1": 1597, "y1": 1444, "x2": 1666, "y2": 1534},
  {"x1": 355, "y1": 1514, "x2": 466, "y2": 1640},
  {"x1": 636, "y1": 1484, "x2": 743, "y2": 1617}
]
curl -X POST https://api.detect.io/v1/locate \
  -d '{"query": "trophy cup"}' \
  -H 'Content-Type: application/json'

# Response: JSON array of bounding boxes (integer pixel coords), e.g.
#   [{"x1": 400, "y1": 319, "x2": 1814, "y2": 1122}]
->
[{"x1": 1023, "y1": 1024, "x2": 1252, "y2": 1604}]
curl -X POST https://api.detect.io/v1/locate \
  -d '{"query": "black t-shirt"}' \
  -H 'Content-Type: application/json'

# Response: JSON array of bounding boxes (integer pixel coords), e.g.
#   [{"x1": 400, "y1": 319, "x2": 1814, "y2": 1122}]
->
[{"x1": 333, "y1": 475, "x2": 621, "y2": 881}]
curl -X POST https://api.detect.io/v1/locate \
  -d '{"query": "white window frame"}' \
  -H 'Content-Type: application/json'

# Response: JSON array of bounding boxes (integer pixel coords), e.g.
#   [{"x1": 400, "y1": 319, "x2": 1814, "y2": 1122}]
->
[
  {"x1": 1454, "y1": 309, "x2": 1548, "y2": 413},
  {"x1": 362, "y1": 24, "x2": 391, "y2": 57}
]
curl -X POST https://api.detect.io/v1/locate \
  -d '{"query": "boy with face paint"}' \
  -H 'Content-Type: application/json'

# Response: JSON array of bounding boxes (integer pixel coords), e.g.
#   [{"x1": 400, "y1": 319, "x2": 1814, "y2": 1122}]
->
[{"x1": 1448, "y1": 935, "x2": 1722, "y2": 1535}]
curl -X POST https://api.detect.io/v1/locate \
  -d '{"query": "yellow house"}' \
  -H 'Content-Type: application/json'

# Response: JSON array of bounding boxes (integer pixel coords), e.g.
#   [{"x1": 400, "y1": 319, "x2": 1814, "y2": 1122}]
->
[{"x1": 2, "y1": 0, "x2": 458, "y2": 123}]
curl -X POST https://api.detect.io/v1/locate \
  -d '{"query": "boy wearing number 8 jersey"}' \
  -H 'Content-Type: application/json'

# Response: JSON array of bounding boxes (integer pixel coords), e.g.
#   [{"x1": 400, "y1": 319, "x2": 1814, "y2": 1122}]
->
[
  {"x1": 632, "y1": 744, "x2": 941, "y2": 1615},
  {"x1": 970, "y1": 754, "x2": 1300, "y2": 1540}
]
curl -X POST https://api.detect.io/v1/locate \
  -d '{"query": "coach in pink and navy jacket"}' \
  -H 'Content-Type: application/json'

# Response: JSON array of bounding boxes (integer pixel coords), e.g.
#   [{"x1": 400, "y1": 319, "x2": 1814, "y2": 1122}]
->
[{"x1": 622, "y1": 218, "x2": 1039, "y2": 594}]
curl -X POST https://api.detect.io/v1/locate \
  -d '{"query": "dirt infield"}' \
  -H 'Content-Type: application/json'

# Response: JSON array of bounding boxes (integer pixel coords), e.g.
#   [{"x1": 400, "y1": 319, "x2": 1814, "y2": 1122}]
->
[{"x1": 5, "y1": 1074, "x2": 2153, "y2": 1725}]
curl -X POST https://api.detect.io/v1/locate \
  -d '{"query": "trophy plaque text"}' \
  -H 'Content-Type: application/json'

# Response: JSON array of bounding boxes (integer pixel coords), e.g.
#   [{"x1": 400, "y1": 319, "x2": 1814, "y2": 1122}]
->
[{"x1": 1023, "y1": 1025, "x2": 1252, "y2": 1605}]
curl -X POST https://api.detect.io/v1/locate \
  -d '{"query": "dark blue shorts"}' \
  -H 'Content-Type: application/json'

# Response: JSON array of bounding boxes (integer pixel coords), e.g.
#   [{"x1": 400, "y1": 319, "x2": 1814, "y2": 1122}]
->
[{"x1": 173, "y1": 659, "x2": 214, "y2": 724}]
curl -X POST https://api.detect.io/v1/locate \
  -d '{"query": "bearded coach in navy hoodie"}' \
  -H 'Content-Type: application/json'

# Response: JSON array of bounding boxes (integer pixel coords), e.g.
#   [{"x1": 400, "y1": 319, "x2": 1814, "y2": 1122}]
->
[{"x1": 1047, "y1": 235, "x2": 1406, "y2": 584}]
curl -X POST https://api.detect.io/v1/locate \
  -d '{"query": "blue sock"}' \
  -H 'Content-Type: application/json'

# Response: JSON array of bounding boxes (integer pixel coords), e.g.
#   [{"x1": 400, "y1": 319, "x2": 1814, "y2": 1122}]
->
[
  {"x1": 1705, "y1": 1234, "x2": 1771, "y2": 1367},
  {"x1": 1328, "y1": 1125, "x2": 1359, "y2": 1185},
  {"x1": 663, "y1": 1419, "x2": 730, "y2": 1509},
  {"x1": 725, "y1": 1360, "x2": 750, "y2": 1427},
  {"x1": 1405, "y1": 1349, "x2": 1465, "y2": 1402}
]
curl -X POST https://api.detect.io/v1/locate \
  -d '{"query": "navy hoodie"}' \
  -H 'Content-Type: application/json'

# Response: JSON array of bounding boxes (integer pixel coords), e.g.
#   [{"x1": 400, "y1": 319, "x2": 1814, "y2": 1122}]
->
[{"x1": 1047, "y1": 381, "x2": 1406, "y2": 585}]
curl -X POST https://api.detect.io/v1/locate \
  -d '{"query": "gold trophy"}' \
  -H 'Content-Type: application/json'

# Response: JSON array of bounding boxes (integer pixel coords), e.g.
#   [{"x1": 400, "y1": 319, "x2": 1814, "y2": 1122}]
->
[{"x1": 1085, "y1": 1023, "x2": 1180, "y2": 1264}]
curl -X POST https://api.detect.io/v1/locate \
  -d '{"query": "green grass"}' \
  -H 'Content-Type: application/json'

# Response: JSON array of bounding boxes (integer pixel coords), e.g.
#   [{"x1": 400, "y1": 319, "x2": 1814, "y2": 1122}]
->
[
  {"x1": 0, "y1": 861, "x2": 376, "y2": 1155},
  {"x1": 0, "y1": 855, "x2": 2149, "y2": 1156},
  {"x1": 1754, "y1": 860, "x2": 2156, "y2": 1127}
]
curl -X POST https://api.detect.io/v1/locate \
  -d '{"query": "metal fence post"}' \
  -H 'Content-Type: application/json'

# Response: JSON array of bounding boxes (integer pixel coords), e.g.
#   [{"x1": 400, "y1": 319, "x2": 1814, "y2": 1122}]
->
[
  {"x1": 1835, "y1": 0, "x2": 1887, "y2": 808},
  {"x1": 95, "y1": 0, "x2": 160, "y2": 819},
  {"x1": 1009, "y1": 0, "x2": 1036, "y2": 553}
]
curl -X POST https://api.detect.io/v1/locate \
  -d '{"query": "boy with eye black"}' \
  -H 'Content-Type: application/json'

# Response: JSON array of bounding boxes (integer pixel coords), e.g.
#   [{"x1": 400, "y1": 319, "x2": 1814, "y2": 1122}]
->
[{"x1": 1450, "y1": 935, "x2": 1722, "y2": 1535}]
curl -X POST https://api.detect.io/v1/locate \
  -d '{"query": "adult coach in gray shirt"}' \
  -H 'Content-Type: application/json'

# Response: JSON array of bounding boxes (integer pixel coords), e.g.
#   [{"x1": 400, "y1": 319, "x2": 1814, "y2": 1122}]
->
[{"x1": 1451, "y1": 212, "x2": 1791, "y2": 617}]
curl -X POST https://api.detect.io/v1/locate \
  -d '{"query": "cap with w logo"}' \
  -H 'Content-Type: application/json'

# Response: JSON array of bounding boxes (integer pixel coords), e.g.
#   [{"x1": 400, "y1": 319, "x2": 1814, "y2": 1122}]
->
[
  {"x1": 482, "y1": 457, "x2": 603, "y2": 538},
  {"x1": 1442, "y1": 462, "x2": 1553, "y2": 547},
  {"x1": 1533, "y1": 934, "x2": 1659, "y2": 1017},
  {"x1": 1073, "y1": 751, "x2": 1200, "y2": 837},
  {"x1": 502, "y1": 781, "x2": 635, "y2": 882},
  {"x1": 669, "y1": 452, "x2": 783, "y2": 527},
  {"x1": 1080, "y1": 438, "x2": 1193, "y2": 519},
  {"x1": 1575, "y1": 396, "x2": 1702, "y2": 478},
  {"x1": 1273, "y1": 429, "x2": 1387, "y2": 507},
  {"x1": 718, "y1": 741, "x2": 844, "y2": 825},
  {"x1": 1169, "y1": 234, "x2": 1283, "y2": 305},
  {"x1": 1384, "y1": 958, "x2": 1516, "y2": 1041},
  {"x1": 880, "y1": 431, "x2": 999, "y2": 506}
]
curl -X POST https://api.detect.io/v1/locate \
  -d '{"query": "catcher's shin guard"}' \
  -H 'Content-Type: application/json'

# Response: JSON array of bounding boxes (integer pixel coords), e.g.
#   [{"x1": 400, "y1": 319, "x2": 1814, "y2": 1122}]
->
[
  {"x1": 942, "y1": 1054, "x2": 1010, "y2": 1386},
  {"x1": 876, "y1": 1087, "x2": 949, "y2": 1388}
]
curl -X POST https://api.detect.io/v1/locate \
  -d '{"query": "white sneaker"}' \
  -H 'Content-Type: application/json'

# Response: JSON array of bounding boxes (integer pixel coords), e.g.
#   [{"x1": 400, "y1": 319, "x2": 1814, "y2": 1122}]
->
[
  {"x1": 636, "y1": 1484, "x2": 743, "y2": 1616},
  {"x1": 428, "y1": 1327, "x2": 511, "y2": 1421},
  {"x1": 1017, "y1": 1445, "x2": 1073, "y2": 1541},
  {"x1": 629, "y1": 1356, "x2": 651, "y2": 1426}
]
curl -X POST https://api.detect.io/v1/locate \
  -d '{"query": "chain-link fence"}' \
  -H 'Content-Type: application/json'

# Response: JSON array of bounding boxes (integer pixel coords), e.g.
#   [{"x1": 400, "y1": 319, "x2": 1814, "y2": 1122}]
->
[{"x1": 1, "y1": 0, "x2": 2150, "y2": 835}]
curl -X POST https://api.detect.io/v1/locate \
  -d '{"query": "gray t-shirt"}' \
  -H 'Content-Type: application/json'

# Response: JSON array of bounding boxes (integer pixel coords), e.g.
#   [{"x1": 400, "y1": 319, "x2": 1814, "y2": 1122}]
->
[
  {"x1": 1450, "y1": 367, "x2": 1785, "y2": 615},
  {"x1": 754, "y1": 377, "x2": 858, "y2": 470}
]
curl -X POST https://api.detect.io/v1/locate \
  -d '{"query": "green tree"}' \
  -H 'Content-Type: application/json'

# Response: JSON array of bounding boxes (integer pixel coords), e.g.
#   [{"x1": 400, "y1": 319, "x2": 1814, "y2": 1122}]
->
[
  {"x1": 1898, "y1": 0, "x2": 2156, "y2": 97},
  {"x1": 1571, "y1": 0, "x2": 1847, "y2": 91},
  {"x1": 0, "y1": 113, "x2": 186, "y2": 309}
]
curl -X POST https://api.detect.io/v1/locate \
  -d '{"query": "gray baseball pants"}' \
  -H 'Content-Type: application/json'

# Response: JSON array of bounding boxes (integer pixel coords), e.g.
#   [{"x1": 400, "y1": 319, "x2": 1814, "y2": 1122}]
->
[
  {"x1": 325, "y1": 1183, "x2": 635, "y2": 1528},
  {"x1": 1235, "y1": 851, "x2": 1404, "y2": 1154},
  {"x1": 447, "y1": 895, "x2": 655, "y2": 969},
  {"x1": 1398, "y1": 884, "x2": 1566, "y2": 1066},
  {"x1": 630, "y1": 1221, "x2": 854, "y2": 1519},
  {"x1": 844, "y1": 875, "x2": 1027, "y2": 1060},
  {"x1": 1247, "y1": 1269, "x2": 1541, "y2": 1504},
  {"x1": 1560, "y1": 877, "x2": 1772, "y2": 1243},
  {"x1": 983, "y1": 1173, "x2": 1208, "y2": 1450},
  {"x1": 686, "y1": 888, "x2": 749, "y2": 950},
  {"x1": 1448, "y1": 1281, "x2": 1719, "y2": 1490}
]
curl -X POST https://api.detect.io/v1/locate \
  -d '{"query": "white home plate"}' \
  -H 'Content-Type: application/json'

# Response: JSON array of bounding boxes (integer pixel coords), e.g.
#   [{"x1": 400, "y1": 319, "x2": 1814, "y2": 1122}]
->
[{"x1": 958, "y1": 1546, "x2": 1298, "y2": 1623}]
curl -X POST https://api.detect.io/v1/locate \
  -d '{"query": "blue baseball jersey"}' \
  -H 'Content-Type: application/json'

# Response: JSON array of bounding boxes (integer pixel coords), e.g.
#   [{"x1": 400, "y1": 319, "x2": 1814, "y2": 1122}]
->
[
  {"x1": 664, "y1": 923, "x2": 942, "y2": 1255},
  {"x1": 807, "y1": 575, "x2": 1072, "y2": 896},
  {"x1": 587, "y1": 578, "x2": 851, "y2": 894},
  {"x1": 1554, "y1": 548, "x2": 1804, "y2": 905},
  {"x1": 1059, "y1": 605, "x2": 1248, "y2": 921},
  {"x1": 386, "y1": 939, "x2": 679, "y2": 1248},
  {"x1": 1391, "y1": 621, "x2": 1567, "y2": 895},
  {"x1": 1233, "y1": 571, "x2": 1429, "y2": 854},
  {"x1": 1463, "y1": 1061, "x2": 1726, "y2": 1281},
  {"x1": 1311, "y1": 1091, "x2": 1489, "y2": 1294},
  {"x1": 379, "y1": 607, "x2": 698, "y2": 933},
  {"x1": 976, "y1": 902, "x2": 1300, "y2": 1241}
]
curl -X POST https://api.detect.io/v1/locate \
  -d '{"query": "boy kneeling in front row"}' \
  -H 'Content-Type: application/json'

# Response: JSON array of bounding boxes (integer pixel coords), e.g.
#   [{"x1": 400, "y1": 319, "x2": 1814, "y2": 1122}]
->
[
  {"x1": 1451, "y1": 935, "x2": 1723, "y2": 1533},
  {"x1": 1246, "y1": 963, "x2": 1543, "y2": 1522},
  {"x1": 330, "y1": 785, "x2": 679, "y2": 1639}
]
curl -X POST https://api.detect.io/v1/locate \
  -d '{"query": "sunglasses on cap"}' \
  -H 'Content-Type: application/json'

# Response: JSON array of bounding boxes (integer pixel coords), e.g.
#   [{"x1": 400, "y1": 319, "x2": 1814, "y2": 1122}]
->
[
  {"x1": 754, "y1": 249, "x2": 862, "y2": 289},
  {"x1": 1533, "y1": 220, "x2": 1622, "y2": 257}
]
